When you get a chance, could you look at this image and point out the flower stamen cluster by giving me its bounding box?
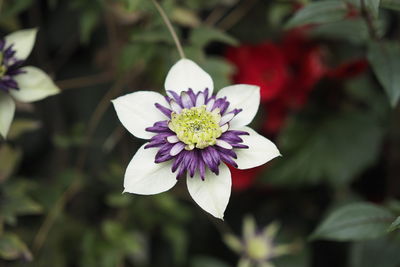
[169,105,222,150]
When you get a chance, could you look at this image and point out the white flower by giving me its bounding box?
[112,59,280,219]
[0,29,60,139]
[224,216,296,267]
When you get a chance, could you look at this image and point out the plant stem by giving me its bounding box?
[151,0,185,59]
[360,0,379,40]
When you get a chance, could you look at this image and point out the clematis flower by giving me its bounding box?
[112,59,280,219]
[224,216,297,267]
[0,29,60,139]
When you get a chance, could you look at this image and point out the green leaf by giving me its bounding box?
[202,57,235,90]
[7,119,41,140]
[0,144,21,182]
[365,0,381,18]
[380,0,400,11]
[310,17,387,43]
[0,233,32,261]
[80,9,100,44]
[130,27,175,44]
[285,1,348,29]
[265,110,384,186]
[171,7,200,27]
[0,180,43,225]
[190,27,238,48]
[388,216,400,232]
[191,256,231,267]
[349,238,400,267]
[368,41,400,107]
[310,203,395,241]
[0,0,34,21]
[163,225,188,264]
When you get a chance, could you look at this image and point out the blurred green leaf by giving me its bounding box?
[105,192,132,207]
[7,119,41,140]
[365,0,381,18]
[119,43,156,71]
[310,16,387,43]
[131,27,175,43]
[80,9,100,44]
[202,57,235,90]
[388,216,400,232]
[53,123,85,148]
[171,7,200,27]
[0,0,33,20]
[380,0,400,11]
[285,1,348,29]
[310,202,395,241]
[368,41,400,107]
[0,232,32,261]
[163,225,188,264]
[348,0,381,18]
[190,26,238,48]
[349,237,400,267]
[191,256,231,267]
[0,144,21,183]
[274,248,310,267]
[0,180,43,225]
[265,110,384,186]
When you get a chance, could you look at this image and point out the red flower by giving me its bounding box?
[327,59,368,80]
[225,42,289,102]
[229,165,264,191]
[225,28,327,190]
[225,28,368,190]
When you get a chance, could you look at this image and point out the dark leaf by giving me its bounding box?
[285,1,348,29]
[368,41,400,107]
[310,202,395,241]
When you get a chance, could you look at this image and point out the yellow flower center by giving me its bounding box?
[246,236,271,260]
[168,105,222,150]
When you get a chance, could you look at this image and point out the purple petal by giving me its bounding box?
[155,103,172,118]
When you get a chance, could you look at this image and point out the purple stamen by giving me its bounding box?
[0,39,26,93]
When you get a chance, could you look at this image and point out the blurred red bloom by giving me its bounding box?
[326,59,369,80]
[226,28,327,135]
[225,42,288,102]
[225,28,368,191]
[229,165,264,191]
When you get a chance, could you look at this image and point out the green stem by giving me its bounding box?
[151,0,185,59]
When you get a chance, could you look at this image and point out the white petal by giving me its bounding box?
[235,126,280,169]
[187,164,231,219]
[195,91,205,106]
[206,98,215,111]
[170,99,182,113]
[170,142,185,156]
[0,92,15,139]
[167,135,179,143]
[220,123,229,133]
[216,139,232,149]
[124,144,178,195]
[216,84,260,128]
[4,28,38,61]
[112,91,169,140]
[11,66,60,103]
[219,112,235,126]
[164,59,213,95]
[181,92,192,108]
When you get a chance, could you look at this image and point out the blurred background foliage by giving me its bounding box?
[0,0,400,266]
